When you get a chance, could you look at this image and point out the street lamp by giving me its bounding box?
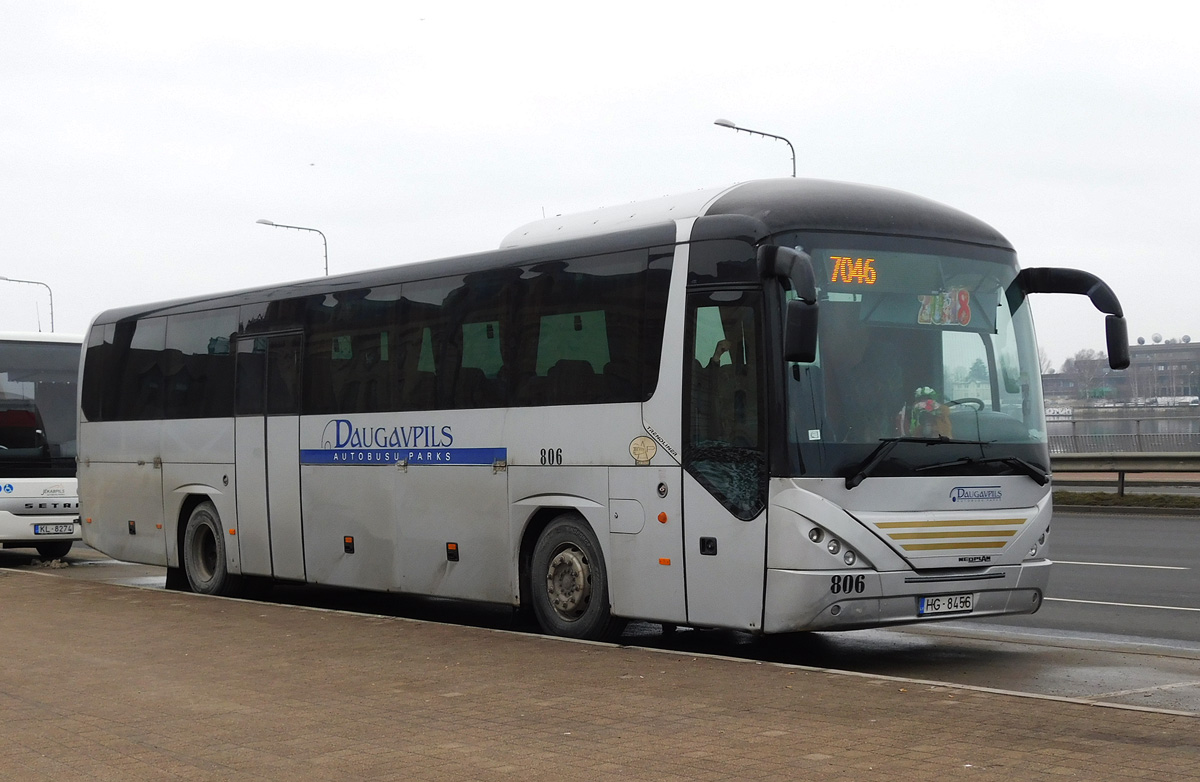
[0,276,54,332]
[256,219,329,276]
[714,118,796,177]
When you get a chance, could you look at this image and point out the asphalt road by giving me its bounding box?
[5,508,1200,713]
[983,511,1200,644]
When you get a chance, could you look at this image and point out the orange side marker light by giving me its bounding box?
[658,557,671,566]
[657,512,668,524]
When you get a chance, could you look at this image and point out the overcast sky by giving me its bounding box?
[3,1,1196,368]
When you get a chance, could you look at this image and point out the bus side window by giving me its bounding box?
[113,317,167,421]
[392,323,439,412]
[534,310,609,404]
[458,320,505,408]
[683,291,766,520]
[163,308,236,419]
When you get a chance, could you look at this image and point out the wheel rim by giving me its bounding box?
[545,544,591,621]
[193,522,217,582]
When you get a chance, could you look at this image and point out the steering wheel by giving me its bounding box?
[945,397,985,411]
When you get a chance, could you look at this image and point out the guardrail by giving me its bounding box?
[1051,452,1200,496]
[1047,415,1200,455]
[1046,415,1200,495]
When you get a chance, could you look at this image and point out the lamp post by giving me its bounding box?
[0,276,54,332]
[256,219,329,276]
[714,118,796,177]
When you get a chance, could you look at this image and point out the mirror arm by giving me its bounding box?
[757,245,816,303]
[1009,267,1129,371]
[1009,267,1123,317]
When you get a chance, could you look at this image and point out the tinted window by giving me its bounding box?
[81,324,114,422]
[164,309,236,419]
[513,250,668,406]
[397,277,457,411]
[112,317,166,421]
[83,245,674,419]
[304,286,403,414]
[0,339,80,474]
[235,338,266,416]
[687,239,758,286]
[683,290,766,519]
[266,335,302,415]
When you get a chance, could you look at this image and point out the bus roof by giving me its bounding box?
[89,178,1013,326]
[503,178,1012,250]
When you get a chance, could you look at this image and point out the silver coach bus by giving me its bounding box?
[1,332,82,560]
[78,178,1127,639]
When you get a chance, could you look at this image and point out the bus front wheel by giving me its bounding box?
[530,514,621,641]
[182,501,240,596]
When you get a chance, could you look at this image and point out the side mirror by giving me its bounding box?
[757,245,816,303]
[1008,266,1129,370]
[784,299,819,363]
[758,244,819,362]
[1106,315,1130,370]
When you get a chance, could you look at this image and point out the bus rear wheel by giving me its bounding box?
[182,501,240,596]
[530,514,621,641]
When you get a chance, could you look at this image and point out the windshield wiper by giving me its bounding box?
[914,455,1050,486]
[845,436,966,489]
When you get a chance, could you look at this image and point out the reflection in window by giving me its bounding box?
[113,317,166,421]
[0,339,80,469]
[83,246,673,419]
[164,308,237,419]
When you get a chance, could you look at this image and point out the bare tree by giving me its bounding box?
[1060,349,1108,399]
[1039,348,1054,375]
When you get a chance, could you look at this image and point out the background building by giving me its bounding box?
[1043,338,1199,406]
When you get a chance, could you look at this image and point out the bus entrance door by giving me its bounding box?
[234,333,306,581]
[681,290,769,631]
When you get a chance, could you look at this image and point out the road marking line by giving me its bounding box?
[1055,560,1188,571]
[1046,597,1200,612]
[1091,681,1200,700]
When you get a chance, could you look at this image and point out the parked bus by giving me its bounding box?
[78,178,1127,639]
[1,332,82,560]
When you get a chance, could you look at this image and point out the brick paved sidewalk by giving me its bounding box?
[2,571,1197,781]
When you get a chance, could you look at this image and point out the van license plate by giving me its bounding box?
[34,524,76,535]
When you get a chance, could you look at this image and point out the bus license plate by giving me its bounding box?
[34,524,76,535]
[919,593,973,616]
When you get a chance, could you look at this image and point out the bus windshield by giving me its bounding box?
[777,234,1048,483]
[0,338,79,477]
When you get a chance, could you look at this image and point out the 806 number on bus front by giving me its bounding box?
[830,574,866,594]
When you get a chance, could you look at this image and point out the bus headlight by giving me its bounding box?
[808,528,824,544]
[843,550,856,566]
[827,539,840,555]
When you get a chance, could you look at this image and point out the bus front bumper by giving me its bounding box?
[762,560,1050,633]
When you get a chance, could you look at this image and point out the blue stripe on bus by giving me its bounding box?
[299,448,507,466]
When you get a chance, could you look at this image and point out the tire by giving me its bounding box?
[529,514,622,640]
[164,565,190,592]
[35,541,72,561]
[182,501,240,596]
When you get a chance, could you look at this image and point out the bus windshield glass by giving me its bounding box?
[776,234,1048,482]
[0,338,80,477]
